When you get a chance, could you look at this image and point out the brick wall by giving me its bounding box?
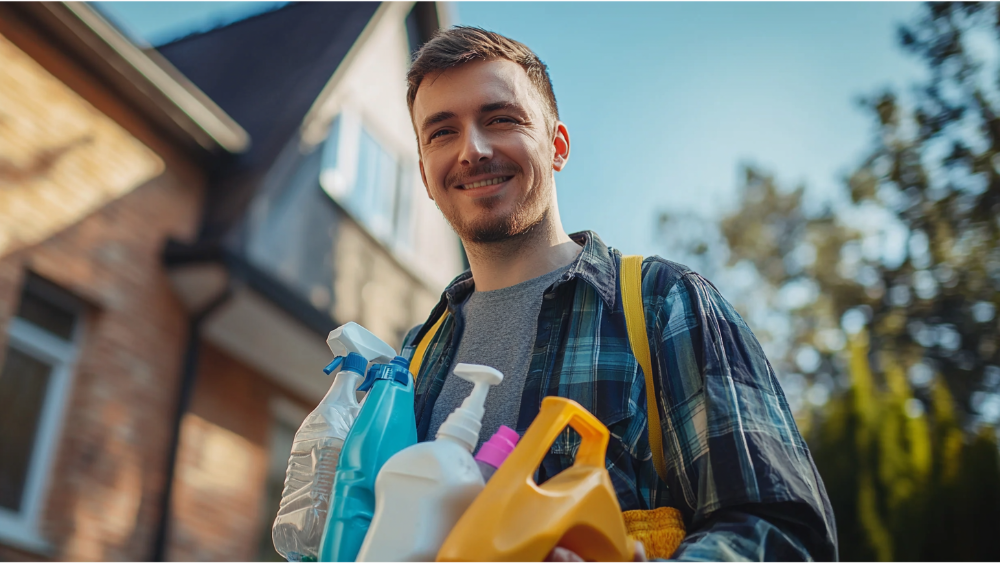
[0,22,208,562]
[166,343,284,562]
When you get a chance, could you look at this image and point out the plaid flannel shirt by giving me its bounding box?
[402,231,837,561]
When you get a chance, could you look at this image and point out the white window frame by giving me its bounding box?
[0,289,82,555]
[318,110,413,251]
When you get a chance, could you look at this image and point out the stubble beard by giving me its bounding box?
[447,173,551,245]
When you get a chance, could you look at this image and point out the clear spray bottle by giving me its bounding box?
[271,322,396,562]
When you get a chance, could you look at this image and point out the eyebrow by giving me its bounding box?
[479,101,526,114]
[421,111,456,131]
[420,101,528,132]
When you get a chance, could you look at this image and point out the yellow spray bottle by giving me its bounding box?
[437,396,636,562]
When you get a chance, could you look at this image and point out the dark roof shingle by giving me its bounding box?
[157,2,379,166]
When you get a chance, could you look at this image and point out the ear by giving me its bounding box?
[552,121,570,172]
[419,160,433,200]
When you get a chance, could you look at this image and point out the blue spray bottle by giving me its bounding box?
[272,322,396,562]
[318,355,417,562]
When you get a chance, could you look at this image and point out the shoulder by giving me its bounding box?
[611,248,692,294]
[634,255,707,304]
[638,255,693,292]
[633,256,743,325]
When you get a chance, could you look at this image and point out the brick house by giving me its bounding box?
[0,2,461,561]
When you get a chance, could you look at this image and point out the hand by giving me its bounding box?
[544,540,647,562]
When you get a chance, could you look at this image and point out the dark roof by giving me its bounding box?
[154,1,380,242]
[157,1,379,167]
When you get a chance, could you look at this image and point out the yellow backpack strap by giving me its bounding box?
[620,255,686,559]
[408,310,448,382]
[620,255,668,482]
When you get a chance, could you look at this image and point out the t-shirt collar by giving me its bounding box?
[441,230,618,309]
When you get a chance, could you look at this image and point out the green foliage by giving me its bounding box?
[813,331,1000,561]
[656,2,1000,559]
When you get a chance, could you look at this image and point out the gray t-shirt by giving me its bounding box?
[426,264,572,450]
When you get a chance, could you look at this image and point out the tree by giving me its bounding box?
[656,2,1000,559]
[659,0,1000,433]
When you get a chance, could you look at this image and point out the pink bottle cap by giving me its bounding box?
[474,425,520,469]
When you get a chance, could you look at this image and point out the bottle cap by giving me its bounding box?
[358,356,411,392]
[474,425,520,469]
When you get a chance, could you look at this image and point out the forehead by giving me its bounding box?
[413,59,544,123]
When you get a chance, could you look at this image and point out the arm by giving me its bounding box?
[645,267,837,561]
[669,504,822,561]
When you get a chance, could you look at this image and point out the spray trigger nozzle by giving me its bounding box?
[323,356,344,375]
[327,322,396,364]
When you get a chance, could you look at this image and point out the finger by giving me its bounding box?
[633,540,647,562]
[545,546,585,562]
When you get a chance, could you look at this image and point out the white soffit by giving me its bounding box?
[202,285,333,402]
[166,263,229,312]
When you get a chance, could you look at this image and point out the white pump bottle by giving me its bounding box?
[356,364,504,562]
[272,322,396,562]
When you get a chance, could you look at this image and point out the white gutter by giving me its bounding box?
[50,2,250,153]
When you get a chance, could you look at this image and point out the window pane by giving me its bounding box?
[16,290,76,340]
[0,346,53,512]
[352,127,398,240]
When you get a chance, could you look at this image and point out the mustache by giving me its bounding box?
[446,161,521,188]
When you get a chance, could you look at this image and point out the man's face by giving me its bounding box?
[412,59,569,244]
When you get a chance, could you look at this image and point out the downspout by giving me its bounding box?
[151,284,233,561]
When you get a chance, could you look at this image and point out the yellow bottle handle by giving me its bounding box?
[508,397,610,478]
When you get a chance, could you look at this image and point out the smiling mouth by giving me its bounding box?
[457,176,512,190]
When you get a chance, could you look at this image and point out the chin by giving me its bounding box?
[445,181,551,244]
[460,208,546,244]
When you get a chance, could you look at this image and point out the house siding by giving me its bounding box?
[0,23,205,562]
[166,343,299,562]
[0,3,458,561]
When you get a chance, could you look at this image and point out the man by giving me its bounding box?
[401,27,837,561]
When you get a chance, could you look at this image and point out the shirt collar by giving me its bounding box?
[441,230,619,309]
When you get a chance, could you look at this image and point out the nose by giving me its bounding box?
[458,126,492,166]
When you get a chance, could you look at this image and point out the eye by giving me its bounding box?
[489,116,518,125]
[429,129,453,140]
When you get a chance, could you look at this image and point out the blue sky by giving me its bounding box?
[94,1,927,258]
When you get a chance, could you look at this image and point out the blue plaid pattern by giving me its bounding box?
[402,231,837,561]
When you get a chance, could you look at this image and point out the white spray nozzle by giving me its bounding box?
[326,322,397,364]
[436,363,503,451]
[453,364,503,418]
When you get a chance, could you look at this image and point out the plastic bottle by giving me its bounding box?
[437,396,638,562]
[271,322,396,562]
[354,364,504,563]
[317,355,419,562]
[475,425,519,482]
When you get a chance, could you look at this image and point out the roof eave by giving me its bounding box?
[21,2,250,156]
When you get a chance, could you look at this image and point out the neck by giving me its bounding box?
[462,203,581,292]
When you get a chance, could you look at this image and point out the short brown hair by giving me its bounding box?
[406,26,559,129]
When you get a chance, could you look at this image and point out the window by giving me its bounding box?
[319,112,413,248]
[256,398,305,562]
[0,274,83,552]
